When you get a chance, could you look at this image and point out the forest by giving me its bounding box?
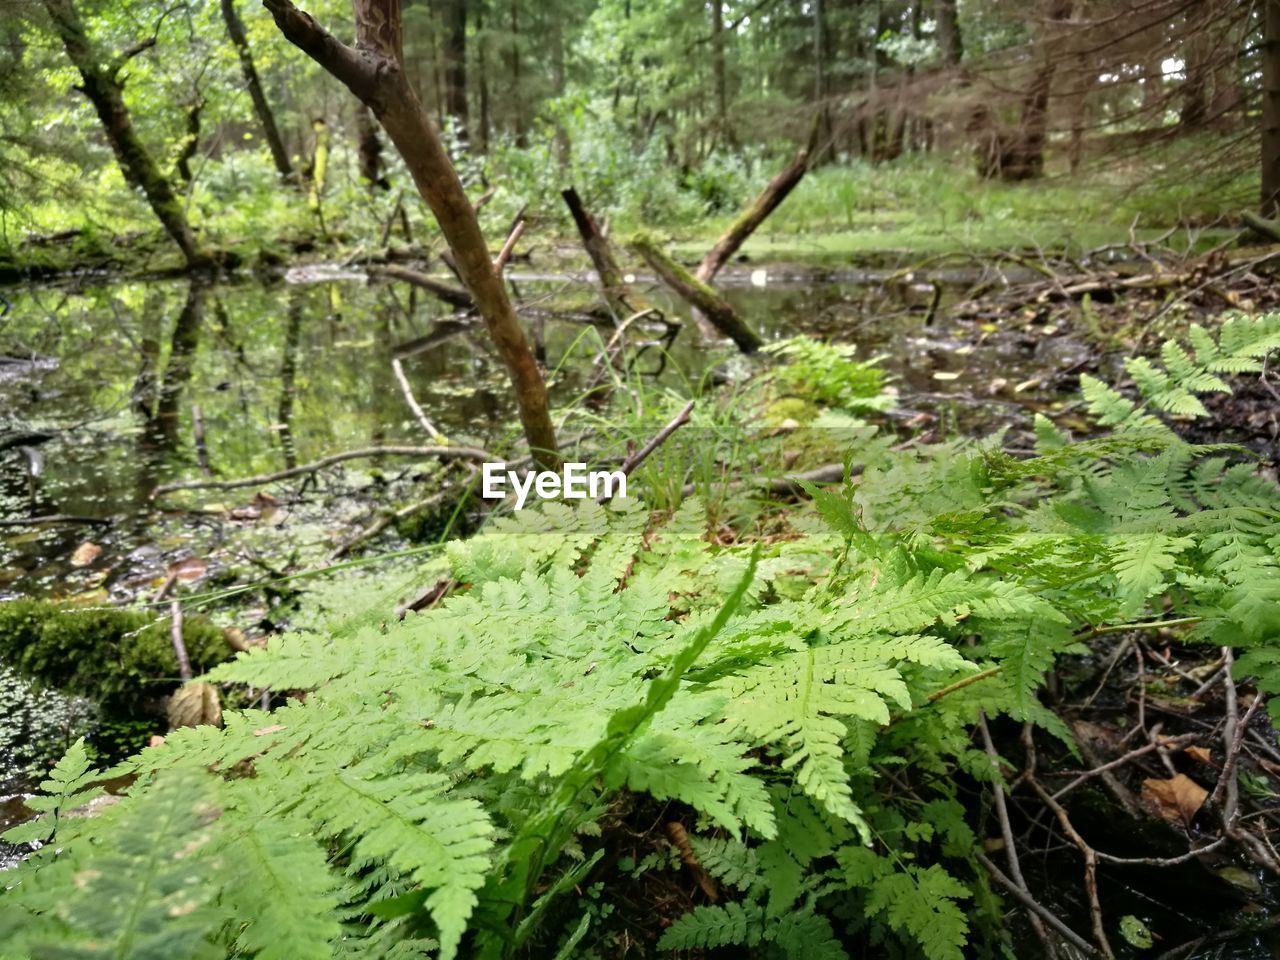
[3,0,1280,957]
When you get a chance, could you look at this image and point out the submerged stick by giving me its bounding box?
[152,445,493,496]
[391,357,443,440]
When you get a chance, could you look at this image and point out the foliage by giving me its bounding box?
[3,314,1278,958]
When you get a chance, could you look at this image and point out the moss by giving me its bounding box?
[0,599,229,715]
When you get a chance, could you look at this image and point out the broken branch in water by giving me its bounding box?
[170,599,193,682]
[367,263,473,308]
[152,445,494,496]
[391,357,443,440]
[631,234,762,353]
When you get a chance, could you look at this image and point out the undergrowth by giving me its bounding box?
[2,316,1280,959]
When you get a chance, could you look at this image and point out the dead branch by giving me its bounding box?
[598,400,695,502]
[562,187,646,321]
[631,235,762,353]
[492,218,525,276]
[170,599,193,682]
[696,145,810,283]
[367,263,473,308]
[390,357,443,440]
[152,444,493,496]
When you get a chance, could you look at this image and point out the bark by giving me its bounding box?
[439,0,467,135]
[1004,0,1073,181]
[561,187,637,320]
[354,103,389,189]
[1264,0,1280,217]
[221,0,296,184]
[934,0,962,66]
[263,0,558,466]
[43,0,210,268]
[509,0,527,147]
[696,146,810,283]
[711,1,732,146]
[174,96,204,184]
[632,235,762,354]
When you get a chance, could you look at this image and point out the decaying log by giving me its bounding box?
[562,187,644,320]
[696,145,810,283]
[631,235,762,353]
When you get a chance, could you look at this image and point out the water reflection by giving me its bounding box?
[0,270,1067,592]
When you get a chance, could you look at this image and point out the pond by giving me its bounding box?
[0,265,1086,600]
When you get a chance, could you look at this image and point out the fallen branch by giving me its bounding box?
[152,445,493,496]
[391,357,443,440]
[366,263,472,308]
[696,145,810,283]
[631,234,762,353]
[678,461,853,499]
[599,399,695,502]
[976,853,1100,958]
[562,186,646,321]
[0,514,110,527]
[330,485,457,559]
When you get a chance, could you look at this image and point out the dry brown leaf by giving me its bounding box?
[1184,745,1213,766]
[167,556,208,583]
[253,724,286,737]
[167,682,222,729]
[223,627,251,653]
[1142,774,1208,825]
[70,542,102,567]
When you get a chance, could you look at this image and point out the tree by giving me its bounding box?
[935,0,963,65]
[263,0,558,466]
[1264,0,1280,217]
[438,0,467,137]
[41,0,209,268]
[220,0,297,185]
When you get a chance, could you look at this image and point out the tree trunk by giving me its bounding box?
[711,1,732,146]
[476,3,491,153]
[1005,0,1073,181]
[174,96,204,184]
[1264,0,1280,217]
[220,0,296,185]
[42,0,209,268]
[935,0,963,65]
[440,0,467,137]
[632,235,762,354]
[697,146,810,283]
[264,0,558,467]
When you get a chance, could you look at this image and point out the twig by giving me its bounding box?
[975,853,1100,958]
[978,713,1055,952]
[1051,733,1198,802]
[1028,775,1117,959]
[928,665,1002,702]
[598,400,695,503]
[492,219,526,276]
[152,445,493,496]
[0,514,109,527]
[170,599,193,683]
[330,484,459,560]
[390,357,443,440]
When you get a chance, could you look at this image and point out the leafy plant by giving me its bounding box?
[2,315,1278,959]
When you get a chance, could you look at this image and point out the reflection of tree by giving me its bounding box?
[276,288,303,469]
[152,282,206,449]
